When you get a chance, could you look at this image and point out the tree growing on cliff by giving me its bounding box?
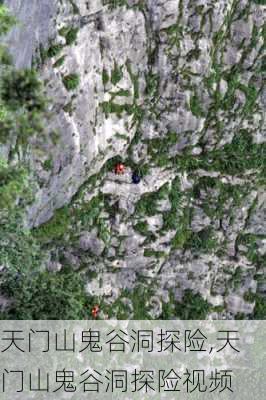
[0,5,92,320]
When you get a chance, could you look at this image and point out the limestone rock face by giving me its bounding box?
[3,0,57,69]
[2,0,266,318]
[5,0,148,226]
[79,231,105,256]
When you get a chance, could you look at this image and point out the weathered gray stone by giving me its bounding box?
[3,0,57,69]
[246,193,266,235]
[2,0,265,319]
[79,231,105,256]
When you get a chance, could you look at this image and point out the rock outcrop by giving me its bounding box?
[2,0,265,318]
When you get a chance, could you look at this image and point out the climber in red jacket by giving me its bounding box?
[114,163,125,175]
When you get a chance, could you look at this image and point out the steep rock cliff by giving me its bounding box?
[1,0,265,319]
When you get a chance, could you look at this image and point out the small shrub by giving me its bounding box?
[252,0,266,4]
[33,206,71,242]
[63,101,74,115]
[253,294,266,319]
[190,93,205,117]
[0,5,16,36]
[145,72,160,97]
[104,286,152,320]
[134,221,150,236]
[47,43,64,58]
[43,158,53,171]
[103,0,127,9]
[0,159,30,209]
[59,26,79,45]
[53,55,65,68]
[69,0,80,14]
[176,290,211,319]
[0,46,12,65]
[66,27,78,44]
[62,73,80,91]
[111,62,123,85]
[102,68,109,85]
[183,227,218,253]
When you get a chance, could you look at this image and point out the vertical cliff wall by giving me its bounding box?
[1,0,265,319]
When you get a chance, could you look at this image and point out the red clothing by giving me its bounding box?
[92,305,100,318]
[115,163,125,174]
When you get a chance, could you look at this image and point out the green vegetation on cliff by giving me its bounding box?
[0,4,91,320]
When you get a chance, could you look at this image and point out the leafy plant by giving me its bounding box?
[253,294,266,319]
[252,0,266,4]
[162,290,211,319]
[0,159,31,209]
[104,285,152,319]
[0,4,16,36]
[62,73,80,91]
[111,62,123,85]
[190,93,205,117]
[33,206,71,242]
[46,43,64,58]
[102,68,109,85]
[1,69,46,112]
[68,0,80,14]
[53,55,65,68]
[0,267,92,319]
[103,0,128,10]
[59,26,79,45]
[183,227,218,253]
